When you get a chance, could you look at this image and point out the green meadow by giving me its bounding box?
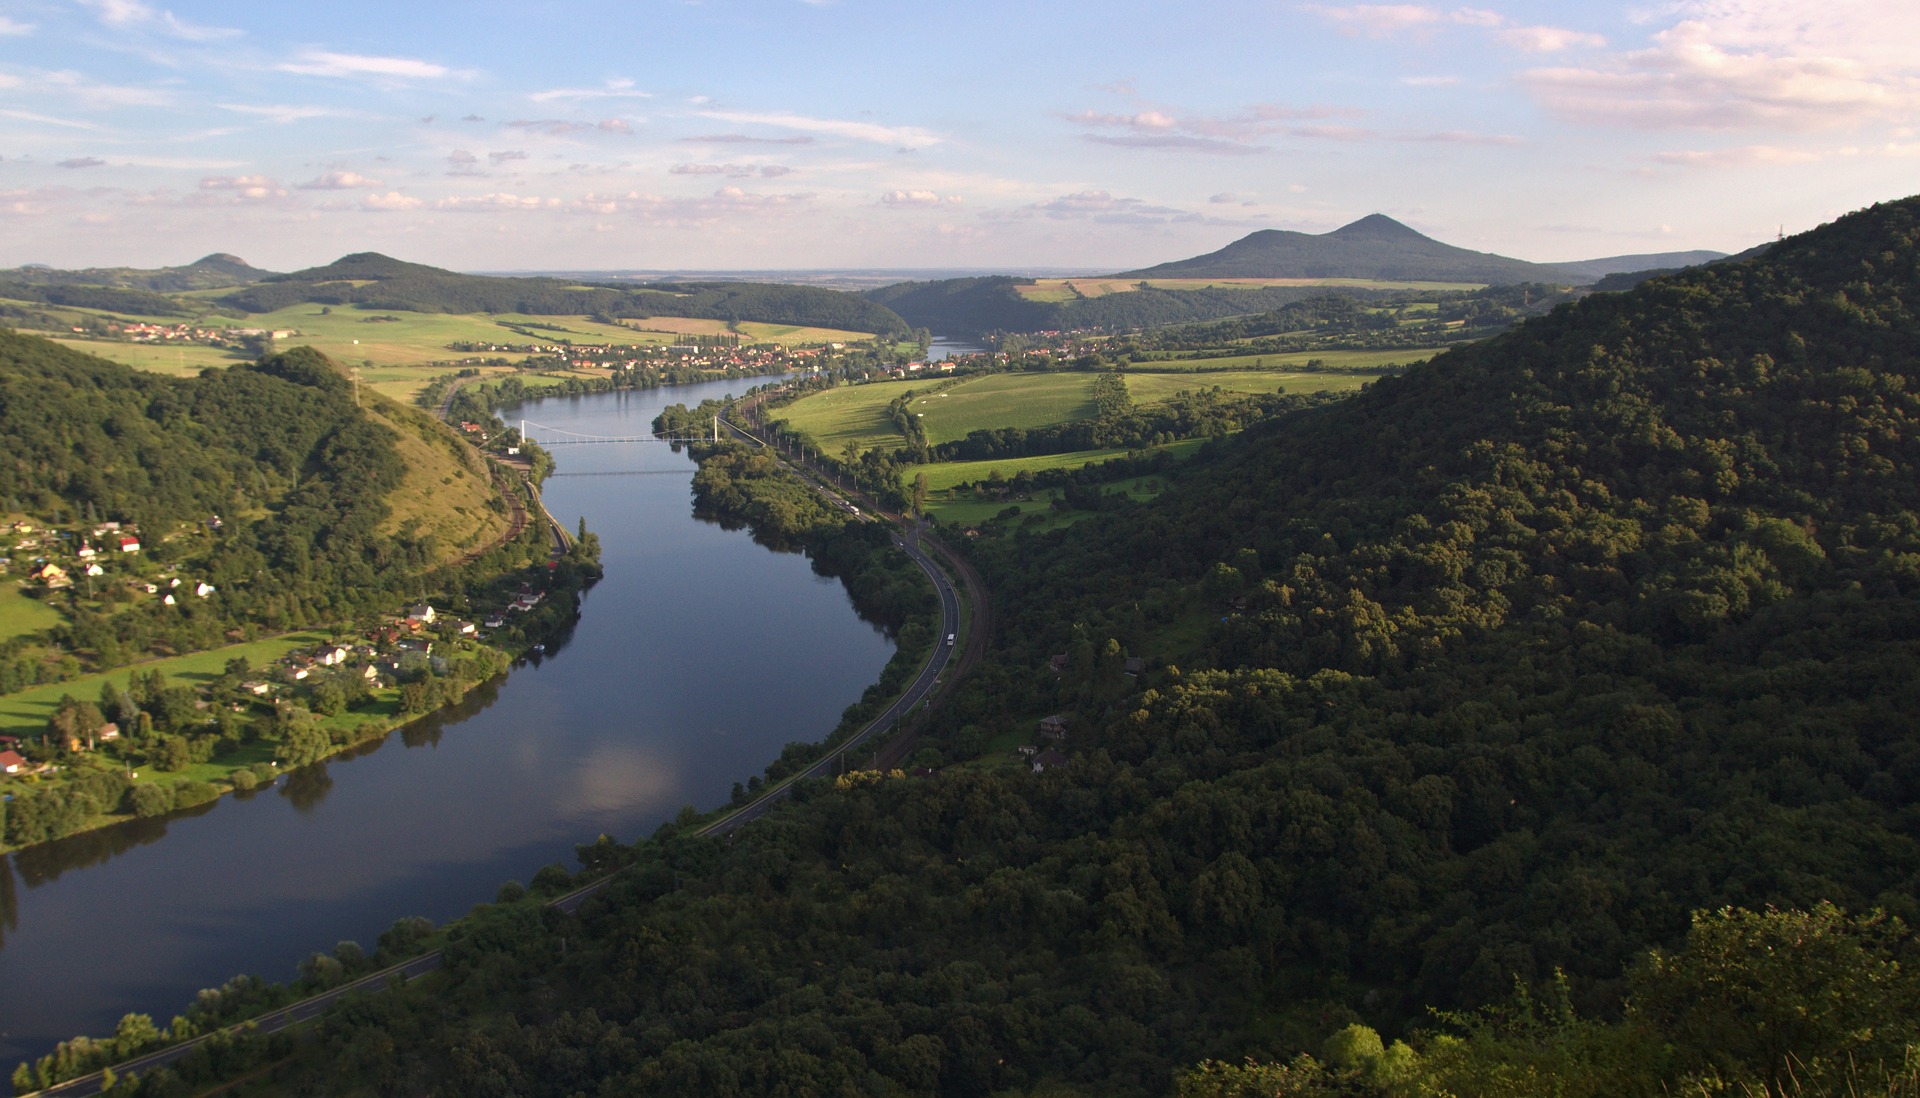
[0,584,64,647]
[0,631,330,739]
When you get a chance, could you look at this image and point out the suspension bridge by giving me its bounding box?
[519,417,720,446]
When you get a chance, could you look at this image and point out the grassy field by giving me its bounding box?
[1123,369,1379,403]
[908,374,1098,446]
[47,337,251,375]
[0,631,330,738]
[778,365,1397,458]
[0,584,64,646]
[1014,276,1484,300]
[920,438,1208,492]
[778,373,1103,454]
[1127,347,1443,371]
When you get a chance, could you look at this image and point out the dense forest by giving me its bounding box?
[67,198,1920,1096]
[217,253,910,336]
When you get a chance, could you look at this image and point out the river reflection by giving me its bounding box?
[0,377,896,1069]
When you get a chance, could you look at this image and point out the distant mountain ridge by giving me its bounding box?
[1121,215,1569,283]
[1123,216,1731,286]
[0,253,274,292]
[221,252,911,336]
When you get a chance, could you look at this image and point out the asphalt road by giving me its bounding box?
[24,404,969,1098]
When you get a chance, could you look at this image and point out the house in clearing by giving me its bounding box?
[1031,748,1069,773]
[1038,714,1070,741]
[118,535,140,553]
[406,604,436,625]
[1,749,28,774]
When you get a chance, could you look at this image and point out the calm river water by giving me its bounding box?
[0,376,896,1069]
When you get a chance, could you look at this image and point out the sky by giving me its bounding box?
[1,0,1916,272]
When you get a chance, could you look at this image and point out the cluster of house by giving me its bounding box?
[554,343,828,374]
[12,520,139,588]
[90,322,294,344]
[10,521,227,605]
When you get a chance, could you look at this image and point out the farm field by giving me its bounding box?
[778,373,1099,454]
[0,631,330,739]
[924,438,1207,492]
[1014,276,1483,300]
[778,366,1397,457]
[1124,369,1378,403]
[46,338,250,376]
[1126,347,1444,371]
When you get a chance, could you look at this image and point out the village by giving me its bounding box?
[0,511,557,790]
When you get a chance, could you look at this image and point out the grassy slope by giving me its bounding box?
[0,584,64,645]
[1123,370,1374,403]
[365,396,513,560]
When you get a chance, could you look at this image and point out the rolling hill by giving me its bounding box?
[221,253,910,336]
[1121,214,1562,282]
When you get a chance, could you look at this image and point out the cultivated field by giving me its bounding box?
[778,367,1395,457]
[1015,276,1484,301]
[1125,347,1443,371]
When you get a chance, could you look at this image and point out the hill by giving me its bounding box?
[867,275,1391,337]
[1548,248,1728,282]
[140,198,1920,1095]
[0,333,515,661]
[1122,214,1573,283]
[0,253,274,293]
[222,252,910,336]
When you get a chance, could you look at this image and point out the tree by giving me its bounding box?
[1630,904,1920,1093]
[911,472,929,518]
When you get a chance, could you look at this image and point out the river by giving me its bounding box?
[0,376,897,1070]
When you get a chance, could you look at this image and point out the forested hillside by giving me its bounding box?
[867,275,1391,337]
[129,200,1920,1095]
[0,335,478,653]
[219,252,909,335]
[1122,214,1570,282]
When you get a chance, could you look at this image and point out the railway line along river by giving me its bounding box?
[0,377,897,1071]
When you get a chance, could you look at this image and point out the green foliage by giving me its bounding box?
[1630,903,1920,1093]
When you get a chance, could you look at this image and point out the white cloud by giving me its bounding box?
[280,51,455,80]
[297,171,381,190]
[1650,144,1824,168]
[530,78,652,104]
[76,0,238,40]
[697,109,940,149]
[881,189,963,207]
[1498,25,1606,51]
[199,175,286,201]
[1519,2,1920,130]
[0,108,103,130]
[0,15,35,35]
[439,193,557,211]
[362,191,423,210]
[219,104,342,124]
